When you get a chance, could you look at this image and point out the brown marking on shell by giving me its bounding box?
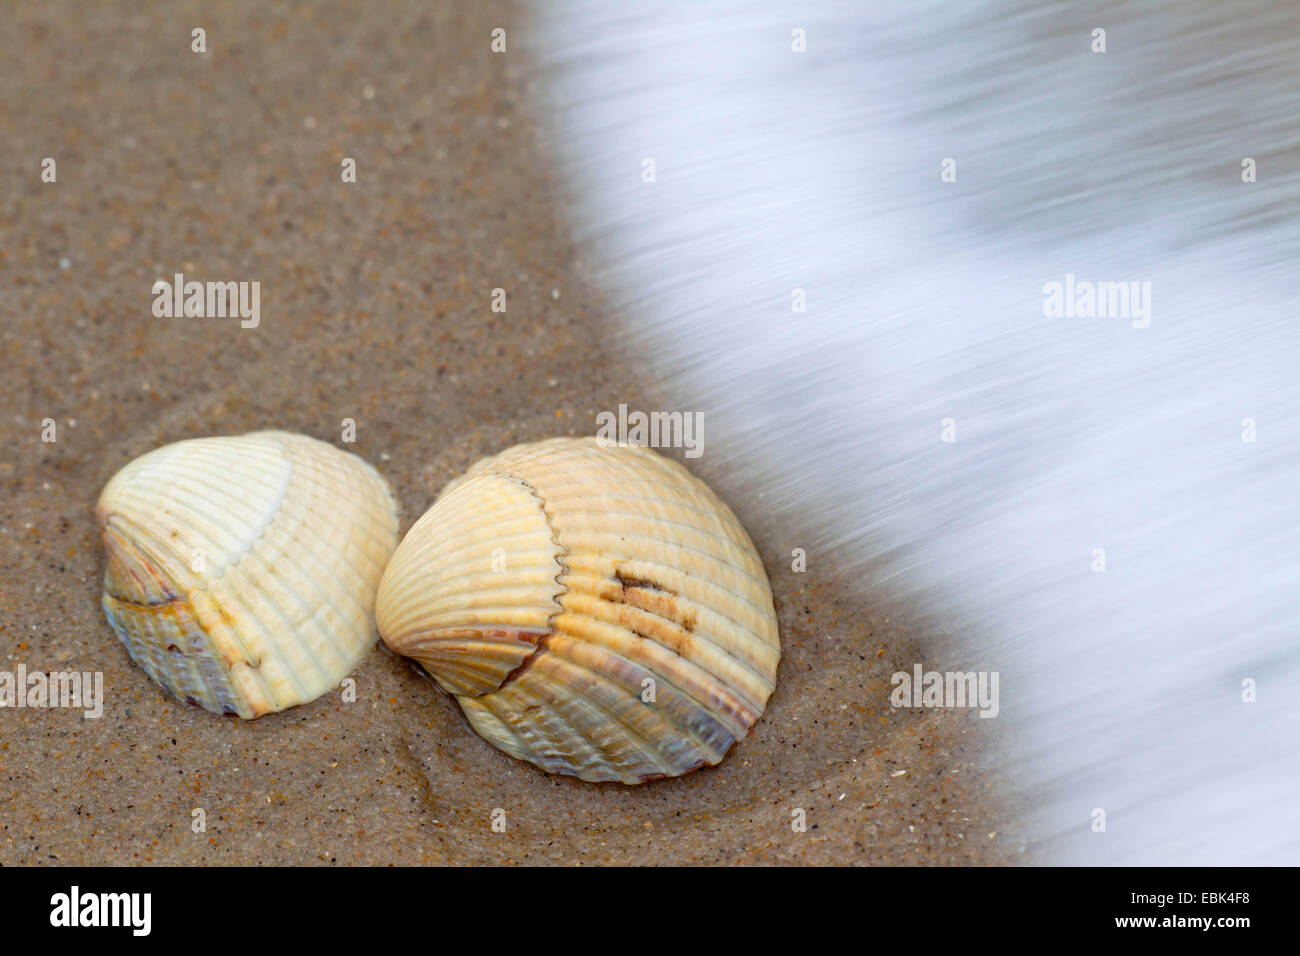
[496,630,554,690]
[605,569,698,635]
[613,567,675,594]
[106,592,184,610]
[402,626,556,699]
[475,627,549,650]
[615,600,696,658]
[580,567,703,659]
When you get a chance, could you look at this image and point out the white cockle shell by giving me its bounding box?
[96,431,399,718]
[375,437,780,783]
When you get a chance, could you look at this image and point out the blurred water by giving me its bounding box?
[533,0,1300,863]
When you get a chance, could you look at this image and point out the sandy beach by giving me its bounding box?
[0,0,1021,864]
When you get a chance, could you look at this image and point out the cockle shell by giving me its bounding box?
[375,437,780,783]
[96,431,399,718]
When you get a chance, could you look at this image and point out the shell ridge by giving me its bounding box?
[100,517,255,711]
[99,516,193,602]
[466,686,602,777]
[477,612,751,756]
[264,543,364,678]
[425,658,508,693]
[243,437,395,695]
[208,434,393,588]
[238,547,341,695]
[607,558,779,650]
[485,662,681,781]
[563,554,779,696]
[403,524,559,565]
[276,447,378,674]
[526,474,750,527]
[222,435,394,696]
[146,442,294,579]
[379,470,556,634]
[598,566,780,686]
[293,455,401,579]
[555,519,772,597]
[538,633,734,771]
[256,447,350,689]
[102,592,228,714]
[499,448,774,612]
[206,571,315,707]
[182,439,315,704]
[543,650,711,779]
[459,696,534,764]
[115,440,290,585]
[559,601,769,723]
[281,437,398,564]
[473,470,570,694]
[552,607,759,739]
[468,469,686,779]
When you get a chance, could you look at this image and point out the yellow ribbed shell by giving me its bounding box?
[96,431,399,718]
[376,437,780,783]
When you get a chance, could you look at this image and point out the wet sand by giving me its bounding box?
[0,0,1022,864]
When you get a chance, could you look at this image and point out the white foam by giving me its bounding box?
[533,0,1300,863]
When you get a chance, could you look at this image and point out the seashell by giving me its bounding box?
[96,431,399,718]
[375,436,780,783]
